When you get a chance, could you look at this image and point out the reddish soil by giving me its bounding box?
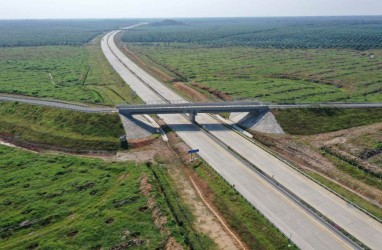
[128,137,157,149]
[173,82,209,102]
[191,82,233,101]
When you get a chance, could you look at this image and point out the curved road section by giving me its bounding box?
[102,29,382,249]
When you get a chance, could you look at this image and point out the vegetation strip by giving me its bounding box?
[272,108,382,135]
[321,146,382,179]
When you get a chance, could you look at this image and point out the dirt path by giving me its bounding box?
[48,73,56,85]
[166,153,243,250]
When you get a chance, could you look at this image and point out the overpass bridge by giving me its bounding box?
[118,101,268,122]
[117,101,382,122]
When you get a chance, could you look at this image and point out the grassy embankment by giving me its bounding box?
[0,102,124,151]
[126,44,382,103]
[272,108,382,135]
[0,37,140,105]
[0,145,183,249]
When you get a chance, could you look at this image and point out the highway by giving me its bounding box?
[102,29,382,249]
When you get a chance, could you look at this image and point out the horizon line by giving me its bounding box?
[1,14,382,21]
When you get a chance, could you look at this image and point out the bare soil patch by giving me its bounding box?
[166,237,183,250]
[173,82,209,102]
[140,175,169,234]
[128,137,157,149]
[191,82,233,101]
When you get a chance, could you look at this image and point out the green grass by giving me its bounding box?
[272,108,382,135]
[127,44,382,103]
[322,152,382,189]
[193,160,296,249]
[0,39,140,105]
[0,145,182,249]
[0,102,124,151]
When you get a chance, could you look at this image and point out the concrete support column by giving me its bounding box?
[189,111,197,123]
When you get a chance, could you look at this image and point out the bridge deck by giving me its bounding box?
[118,101,266,115]
[118,101,382,116]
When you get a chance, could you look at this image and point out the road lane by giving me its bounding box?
[102,30,367,249]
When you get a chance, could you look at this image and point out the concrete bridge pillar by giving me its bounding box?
[189,111,197,123]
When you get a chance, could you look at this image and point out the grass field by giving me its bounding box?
[0,102,124,151]
[126,44,382,103]
[272,108,382,135]
[0,145,183,249]
[0,38,140,105]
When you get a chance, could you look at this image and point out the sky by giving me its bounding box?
[1,0,382,19]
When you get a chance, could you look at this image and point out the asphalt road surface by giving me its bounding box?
[102,29,382,249]
[0,95,115,113]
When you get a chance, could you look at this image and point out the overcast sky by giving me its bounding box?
[1,0,382,19]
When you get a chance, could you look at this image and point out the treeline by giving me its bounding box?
[122,16,382,50]
[0,19,140,47]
